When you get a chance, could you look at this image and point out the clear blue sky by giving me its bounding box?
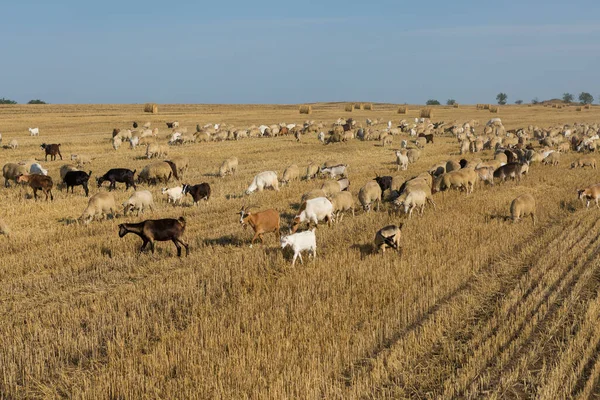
[2,0,599,104]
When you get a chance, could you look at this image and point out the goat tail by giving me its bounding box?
[178,216,186,227]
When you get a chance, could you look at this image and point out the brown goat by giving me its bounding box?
[16,174,54,201]
[239,206,280,247]
[40,143,62,161]
[118,217,189,257]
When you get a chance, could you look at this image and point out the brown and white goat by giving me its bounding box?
[577,184,600,208]
[16,174,54,201]
[238,206,280,247]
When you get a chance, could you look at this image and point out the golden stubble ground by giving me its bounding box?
[1,103,600,398]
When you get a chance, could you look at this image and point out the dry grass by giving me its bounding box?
[299,105,312,114]
[1,103,600,398]
[144,103,158,113]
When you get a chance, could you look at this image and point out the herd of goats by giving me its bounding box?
[1,115,600,263]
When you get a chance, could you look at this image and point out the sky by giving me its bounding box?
[2,0,600,104]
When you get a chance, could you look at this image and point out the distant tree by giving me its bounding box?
[27,99,47,104]
[515,100,523,105]
[579,92,594,105]
[426,99,440,106]
[496,93,508,105]
[446,99,456,106]
[0,97,17,104]
[531,97,539,104]
[562,93,574,103]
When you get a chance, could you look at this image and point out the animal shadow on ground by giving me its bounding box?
[203,172,219,178]
[58,217,78,226]
[486,213,511,223]
[225,193,243,200]
[351,243,375,259]
[560,199,578,213]
[203,234,244,247]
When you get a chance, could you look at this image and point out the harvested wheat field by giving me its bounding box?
[2,103,600,398]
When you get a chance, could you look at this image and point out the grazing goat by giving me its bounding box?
[182,183,211,205]
[97,168,137,191]
[239,206,280,247]
[40,143,62,161]
[374,224,403,254]
[17,174,54,201]
[291,197,333,233]
[320,164,347,179]
[374,175,393,193]
[578,184,600,208]
[118,217,189,257]
[63,170,92,196]
[280,229,317,266]
[28,127,39,136]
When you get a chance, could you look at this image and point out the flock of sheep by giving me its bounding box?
[1,115,600,263]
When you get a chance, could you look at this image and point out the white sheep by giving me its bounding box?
[329,191,355,222]
[396,150,409,171]
[123,190,155,216]
[219,157,238,177]
[162,186,184,204]
[510,194,536,225]
[281,164,299,185]
[112,136,122,150]
[280,228,317,267]
[79,192,116,224]
[359,181,382,212]
[129,136,139,149]
[246,171,279,194]
[393,189,436,218]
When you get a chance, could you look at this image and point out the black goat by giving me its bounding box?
[63,170,92,196]
[118,217,189,257]
[133,121,138,128]
[166,122,174,128]
[418,133,434,143]
[97,168,136,191]
[182,183,211,205]
[374,175,393,192]
[40,143,62,161]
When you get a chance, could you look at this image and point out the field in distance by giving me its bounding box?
[1,103,600,398]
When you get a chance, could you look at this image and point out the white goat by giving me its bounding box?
[280,228,317,267]
[291,197,333,233]
[28,127,39,136]
[161,186,184,204]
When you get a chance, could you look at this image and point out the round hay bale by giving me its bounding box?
[144,103,158,113]
[419,108,433,118]
[397,106,407,114]
[363,103,373,110]
[353,103,362,110]
[576,107,583,111]
[489,106,499,114]
[299,105,312,114]
[344,104,353,112]
[453,103,460,108]
[483,104,491,110]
